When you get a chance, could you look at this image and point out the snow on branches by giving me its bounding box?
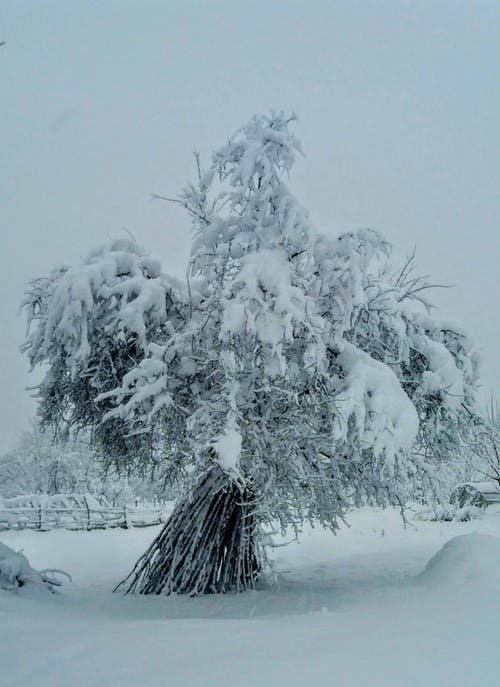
[333,342,419,474]
[23,239,175,372]
[22,240,187,468]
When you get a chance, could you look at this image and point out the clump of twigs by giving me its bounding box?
[393,248,452,311]
[115,468,261,596]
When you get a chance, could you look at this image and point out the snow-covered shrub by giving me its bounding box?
[414,503,482,522]
[0,541,70,592]
[23,112,480,595]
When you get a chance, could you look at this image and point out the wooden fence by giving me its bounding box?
[0,504,165,531]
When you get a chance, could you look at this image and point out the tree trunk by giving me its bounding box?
[114,468,261,595]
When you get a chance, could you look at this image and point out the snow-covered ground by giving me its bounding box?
[1,507,500,687]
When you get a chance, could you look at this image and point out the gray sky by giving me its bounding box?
[1,0,499,454]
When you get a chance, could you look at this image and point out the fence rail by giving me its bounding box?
[0,505,164,531]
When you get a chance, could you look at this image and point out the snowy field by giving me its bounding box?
[2,507,500,687]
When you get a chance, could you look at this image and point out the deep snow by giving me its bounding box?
[1,506,500,687]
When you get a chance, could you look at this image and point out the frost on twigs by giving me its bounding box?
[0,541,71,593]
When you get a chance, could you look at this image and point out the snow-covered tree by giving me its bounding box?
[0,425,103,497]
[462,397,500,487]
[23,112,480,596]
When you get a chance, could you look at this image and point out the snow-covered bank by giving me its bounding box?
[1,507,500,687]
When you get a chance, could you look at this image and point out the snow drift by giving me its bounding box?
[418,533,500,588]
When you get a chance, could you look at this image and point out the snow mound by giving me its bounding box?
[0,540,70,592]
[418,533,500,588]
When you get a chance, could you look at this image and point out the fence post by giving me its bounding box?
[83,495,91,530]
[38,505,44,531]
[123,506,129,529]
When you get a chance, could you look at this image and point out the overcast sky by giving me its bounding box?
[1,1,498,454]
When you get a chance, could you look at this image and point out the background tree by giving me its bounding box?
[464,397,500,487]
[0,425,101,497]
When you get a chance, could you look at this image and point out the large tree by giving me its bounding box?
[23,113,479,595]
